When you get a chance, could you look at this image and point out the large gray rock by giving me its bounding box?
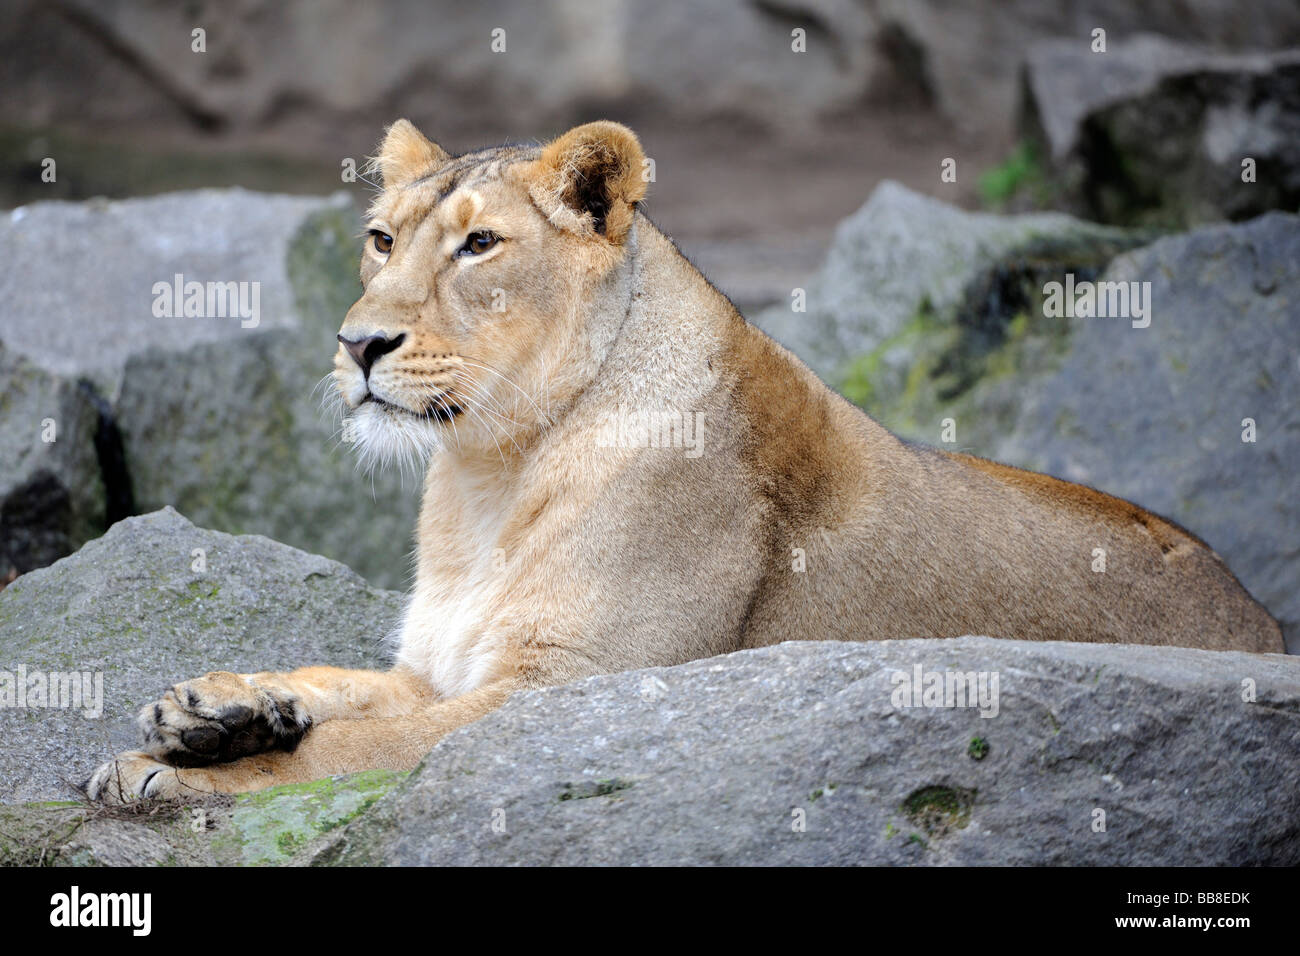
[1,512,1293,865]
[1022,35,1300,225]
[0,191,329,396]
[0,507,400,803]
[0,343,105,578]
[0,190,420,587]
[316,637,1299,866]
[752,180,1147,392]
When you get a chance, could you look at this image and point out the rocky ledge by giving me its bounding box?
[0,509,1294,866]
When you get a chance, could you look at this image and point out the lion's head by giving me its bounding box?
[333,119,648,471]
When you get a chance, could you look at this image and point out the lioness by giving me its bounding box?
[87,120,1282,801]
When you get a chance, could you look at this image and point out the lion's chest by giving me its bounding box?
[393,470,516,698]
[397,568,502,699]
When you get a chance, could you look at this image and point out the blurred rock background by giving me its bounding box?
[0,0,1297,648]
[6,0,1300,304]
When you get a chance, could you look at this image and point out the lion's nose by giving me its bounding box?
[338,333,405,378]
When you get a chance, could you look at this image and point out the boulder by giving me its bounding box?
[0,343,106,578]
[0,190,420,587]
[1,512,1293,866]
[317,637,1299,866]
[1021,35,1300,226]
[0,507,400,804]
[752,180,1148,394]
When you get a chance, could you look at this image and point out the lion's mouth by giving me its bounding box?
[362,392,462,422]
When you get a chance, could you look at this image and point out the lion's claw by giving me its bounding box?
[82,751,195,803]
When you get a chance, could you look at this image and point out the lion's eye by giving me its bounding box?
[370,230,393,254]
[458,231,499,257]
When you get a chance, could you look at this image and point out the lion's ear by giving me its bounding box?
[373,119,449,188]
[528,121,647,244]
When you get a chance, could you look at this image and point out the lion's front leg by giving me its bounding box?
[85,681,516,802]
[83,665,436,801]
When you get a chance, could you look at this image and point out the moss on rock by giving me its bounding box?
[211,769,408,866]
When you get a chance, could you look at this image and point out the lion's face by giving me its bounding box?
[334,120,646,470]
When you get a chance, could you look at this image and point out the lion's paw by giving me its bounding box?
[82,751,209,804]
[136,671,311,767]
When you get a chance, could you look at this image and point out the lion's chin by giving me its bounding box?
[345,401,447,474]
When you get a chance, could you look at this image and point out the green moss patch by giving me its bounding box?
[836,229,1157,444]
[902,785,976,839]
[978,141,1052,209]
[212,768,407,866]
